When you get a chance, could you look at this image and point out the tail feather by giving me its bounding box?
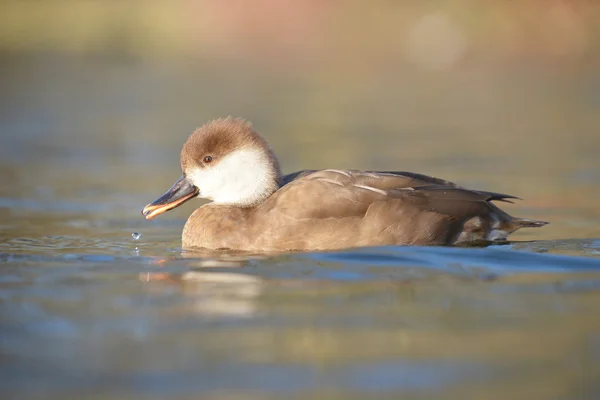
[513,217,549,228]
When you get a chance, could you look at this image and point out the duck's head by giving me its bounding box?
[142,118,282,220]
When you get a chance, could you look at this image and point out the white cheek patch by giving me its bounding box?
[186,147,277,206]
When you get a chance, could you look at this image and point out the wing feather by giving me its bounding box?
[272,169,519,221]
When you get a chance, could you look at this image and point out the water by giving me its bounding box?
[2,231,600,399]
[2,47,600,398]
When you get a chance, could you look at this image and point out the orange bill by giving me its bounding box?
[142,175,199,220]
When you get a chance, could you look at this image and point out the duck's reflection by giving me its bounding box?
[139,249,268,318]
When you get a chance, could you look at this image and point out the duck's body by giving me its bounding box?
[143,118,547,251]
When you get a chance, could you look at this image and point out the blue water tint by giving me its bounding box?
[0,359,491,395]
[324,270,366,280]
[0,197,114,214]
[80,254,116,263]
[307,245,600,276]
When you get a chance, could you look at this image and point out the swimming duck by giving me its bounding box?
[142,118,547,251]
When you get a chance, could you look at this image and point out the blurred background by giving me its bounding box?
[1,0,599,240]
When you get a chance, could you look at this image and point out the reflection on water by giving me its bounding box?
[1,237,600,399]
[2,4,600,396]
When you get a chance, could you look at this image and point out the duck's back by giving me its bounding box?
[182,170,547,251]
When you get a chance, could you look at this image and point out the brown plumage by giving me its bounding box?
[142,117,548,252]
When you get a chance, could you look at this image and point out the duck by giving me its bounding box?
[142,117,548,251]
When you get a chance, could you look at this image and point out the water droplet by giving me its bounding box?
[132,232,142,240]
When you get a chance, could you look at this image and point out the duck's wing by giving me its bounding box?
[270,169,519,220]
[282,169,457,188]
[353,170,519,203]
[281,170,317,186]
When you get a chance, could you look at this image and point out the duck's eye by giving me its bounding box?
[203,155,213,164]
